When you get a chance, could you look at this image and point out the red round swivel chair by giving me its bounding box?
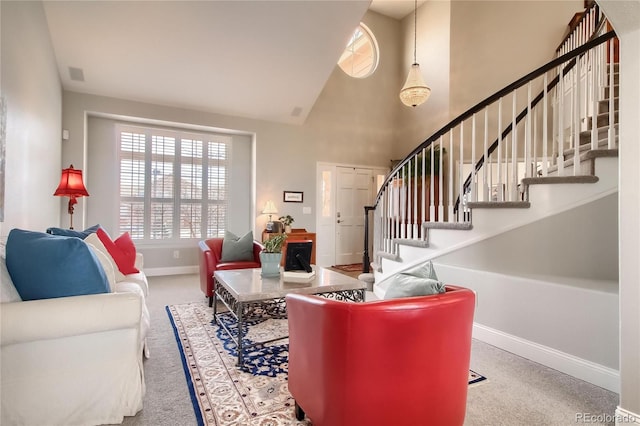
[286,285,476,426]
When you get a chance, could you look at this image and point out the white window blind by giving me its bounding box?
[118,124,230,241]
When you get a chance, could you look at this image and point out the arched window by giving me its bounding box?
[337,23,379,78]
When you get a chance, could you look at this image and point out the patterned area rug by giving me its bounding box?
[167,302,486,426]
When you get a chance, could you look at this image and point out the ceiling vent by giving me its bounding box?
[68,67,85,82]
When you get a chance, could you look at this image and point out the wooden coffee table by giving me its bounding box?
[213,267,365,366]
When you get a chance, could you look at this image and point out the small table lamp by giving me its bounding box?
[262,200,278,232]
[54,164,89,229]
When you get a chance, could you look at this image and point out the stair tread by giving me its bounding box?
[580,123,618,140]
[546,144,617,175]
[393,238,429,248]
[423,222,473,230]
[584,149,618,159]
[562,138,615,158]
[377,251,400,261]
[467,201,531,209]
[523,175,599,185]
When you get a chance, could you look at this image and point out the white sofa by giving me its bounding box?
[0,251,150,426]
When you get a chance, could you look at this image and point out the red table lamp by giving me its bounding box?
[54,164,89,229]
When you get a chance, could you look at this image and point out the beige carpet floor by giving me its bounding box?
[117,273,618,426]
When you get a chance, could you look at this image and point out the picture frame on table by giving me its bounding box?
[283,191,303,203]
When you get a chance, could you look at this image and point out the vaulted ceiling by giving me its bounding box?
[43,1,421,126]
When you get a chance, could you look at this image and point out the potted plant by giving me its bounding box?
[279,215,294,233]
[260,233,287,277]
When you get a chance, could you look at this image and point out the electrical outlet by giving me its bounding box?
[173,250,180,259]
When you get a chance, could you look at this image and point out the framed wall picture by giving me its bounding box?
[283,191,303,203]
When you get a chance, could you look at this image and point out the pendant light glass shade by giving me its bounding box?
[400,0,430,108]
[400,63,431,107]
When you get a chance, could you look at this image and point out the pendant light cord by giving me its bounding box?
[413,0,417,64]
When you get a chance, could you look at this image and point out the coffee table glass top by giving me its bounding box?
[214,267,365,302]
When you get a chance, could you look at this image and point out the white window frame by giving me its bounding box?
[117,123,231,243]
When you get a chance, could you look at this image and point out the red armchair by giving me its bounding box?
[285,285,476,426]
[198,238,263,307]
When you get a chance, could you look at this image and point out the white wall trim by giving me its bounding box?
[473,323,620,393]
[615,407,640,425]
[144,266,198,277]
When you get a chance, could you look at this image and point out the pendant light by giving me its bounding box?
[400,0,431,107]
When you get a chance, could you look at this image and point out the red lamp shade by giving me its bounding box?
[54,165,89,198]
[54,165,89,229]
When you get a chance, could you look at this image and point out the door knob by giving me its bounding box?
[337,220,342,223]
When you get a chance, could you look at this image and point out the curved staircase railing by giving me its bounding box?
[362,7,617,274]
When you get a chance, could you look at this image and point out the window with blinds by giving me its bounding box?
[118,124,230,241]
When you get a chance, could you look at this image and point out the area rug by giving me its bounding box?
[167,301,487,426]
[332,263,364,272]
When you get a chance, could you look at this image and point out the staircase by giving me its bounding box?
[365,4,621,393]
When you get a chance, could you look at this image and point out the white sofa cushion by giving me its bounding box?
[86,232,126,282]
[86,242,117,292]
[1,256,21,303]
[123,271,149,297]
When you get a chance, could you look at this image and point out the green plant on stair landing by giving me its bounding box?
[260,233,287,277]
[401,144,446,178]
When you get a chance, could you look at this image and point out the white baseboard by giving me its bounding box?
[616,407,640,425]
[144,266,198,277]
[473,323,620,393]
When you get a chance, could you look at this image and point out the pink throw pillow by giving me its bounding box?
[96,228,139,275]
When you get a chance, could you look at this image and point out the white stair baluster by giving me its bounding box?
[483,109,489,200]
[497,98,503,201]
[574,51,581,176]
[591,43,599,150]
[511,92,518,201]
[557,63,565,176]
[543,73,548,176]
[448,132,454,221]
[471,113,477,203]
[608,38,616,149]
[413,155,419,238]
[422,147,427,231]
[438,135,444,222]
[459,121,464,219]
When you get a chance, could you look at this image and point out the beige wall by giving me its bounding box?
[449,0,582,117]
[0,1,62,241]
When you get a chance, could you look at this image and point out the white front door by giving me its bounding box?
[335,167,372,265]
[316,163,388,268]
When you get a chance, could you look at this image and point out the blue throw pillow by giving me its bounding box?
[46,224,101,239]
[6,229,110,301]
